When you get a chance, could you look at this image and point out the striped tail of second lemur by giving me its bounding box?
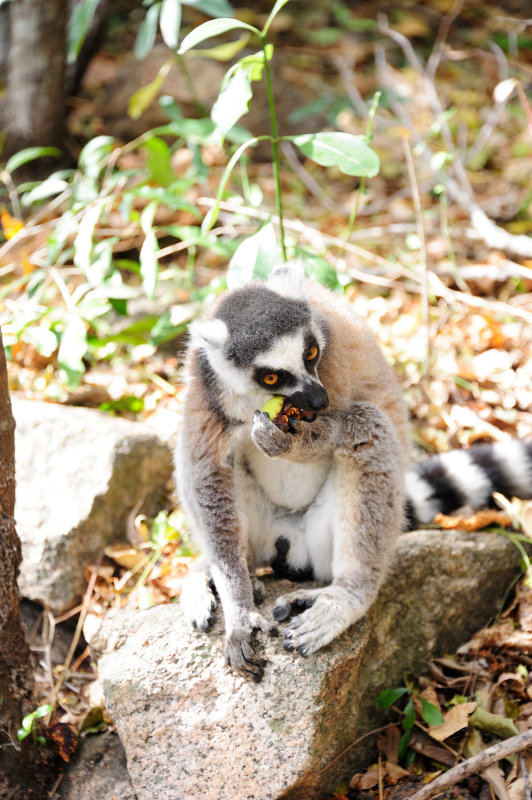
[405,439,532,529]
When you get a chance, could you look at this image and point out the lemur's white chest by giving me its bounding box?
[242,441,331,512]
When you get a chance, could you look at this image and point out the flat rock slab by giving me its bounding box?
[94,530,520,800]
[14,397,173,614]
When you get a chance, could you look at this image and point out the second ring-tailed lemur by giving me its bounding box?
[176,262,532,681]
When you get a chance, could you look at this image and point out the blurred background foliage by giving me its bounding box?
[0,0,531,452]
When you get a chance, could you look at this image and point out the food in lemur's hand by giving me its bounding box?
[261,396,318,433]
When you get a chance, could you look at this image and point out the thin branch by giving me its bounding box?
[428,272,532,324]
[197,196,532,324]
[410,729,532,800]
[280,141,341,213]
[47,551,102,719]
[378,14,532,259]
[402,137,430,373]
[521,754,532,800]
[317,724,393,775]
[467,44,510,167]
[426,0,465,78]
[331,53,369,118]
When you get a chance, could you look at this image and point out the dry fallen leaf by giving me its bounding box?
[428,702,477,742]
[434,510,511,531]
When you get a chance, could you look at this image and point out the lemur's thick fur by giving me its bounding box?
[176,264,532,681]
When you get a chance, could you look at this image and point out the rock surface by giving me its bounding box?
[14,397,173,614]
[94,529,520,800]
[53,732,137,800]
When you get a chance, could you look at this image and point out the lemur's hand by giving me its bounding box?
[224,609,278,682]
[251,410,299,457]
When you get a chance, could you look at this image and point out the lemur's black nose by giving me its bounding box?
[289,381,329,412]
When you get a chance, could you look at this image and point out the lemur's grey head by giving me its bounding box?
[190,262,329,413]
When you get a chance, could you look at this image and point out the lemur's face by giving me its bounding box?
[250,326,328,413]
[191,284,329,413]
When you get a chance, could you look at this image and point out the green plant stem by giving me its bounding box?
[345,91,381,241]
[176,54,207,117]
[260,34,286,260]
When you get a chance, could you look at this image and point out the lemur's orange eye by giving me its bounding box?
[306,345,318,361]
[263,374,279,386]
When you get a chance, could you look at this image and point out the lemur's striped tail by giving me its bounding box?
[404,439,532,529]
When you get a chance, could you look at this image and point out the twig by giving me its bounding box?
[378,14,532,259]
[331,53,369,118]
[521,753,532,800]
[402,137,430,373]
[197,196,532,323]
[47,551,102,720]
[156,225,254,260]
[317,723,393,775]
[0,169,22,221]
[280,141,340,213]
[428,271,532,324]
[47,771,64,799]
[198,196,412,282]
[467,43,509,167]
[410,729,532,800]
[426,0,465,78]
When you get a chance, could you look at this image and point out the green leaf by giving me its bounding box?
[140,230,159,298]
[262,0,291,37]
[402,696,415,734]
[151,510,178,548]
[377,687,408,709]
[295,250,340,290]
[211,67,253,140]
[20,326,58,357]
[133,185,200,216]
[73,203,103,272]
[142,136,174,186]
[78,136,114,178]
[22,177,70,206]
[67,0,99,62]
[86,239,114,286]
[128,59,173,119]
[398,730,411,762]
[418,697,445,727]
[135,3,161,59]
[186,35,249,61]
[178,18,259,55]
[288,132,380,177]
[149,311,189,345]
[160,0,181,48]
[5,147,61,174]
[99,396,145,414]
[34,704,53,719]
[226,223,280,289]
[183,0,233,16]
[58,314,87,387]
[201,135,268,232]
[140,200,158,234]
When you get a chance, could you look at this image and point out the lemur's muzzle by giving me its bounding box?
[288,381,329,414]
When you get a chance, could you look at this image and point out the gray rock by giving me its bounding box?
[13,397,173,614]
[53,732,137,800]
[93,529,520,800]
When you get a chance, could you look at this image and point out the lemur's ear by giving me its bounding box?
[189,318,228,350]
[268,259,305,299]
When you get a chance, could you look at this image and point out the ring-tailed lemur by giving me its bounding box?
[176,262,532,681]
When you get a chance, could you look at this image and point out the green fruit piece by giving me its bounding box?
[262,395,284,420]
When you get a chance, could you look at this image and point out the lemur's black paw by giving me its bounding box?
[273,593,316,622]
